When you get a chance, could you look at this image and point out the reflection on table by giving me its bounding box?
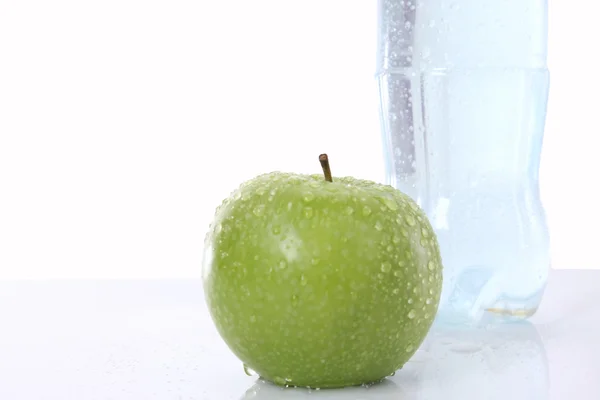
[241,321,548,400]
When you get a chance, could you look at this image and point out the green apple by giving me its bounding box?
[203,157,442,389]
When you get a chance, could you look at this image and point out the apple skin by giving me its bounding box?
[203,172,442,388]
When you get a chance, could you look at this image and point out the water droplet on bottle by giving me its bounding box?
[362,205,372,216]
[243,364,256,376]
[381,261,392,273]
[303,192,315,202]
[407,310,416,319]
[303,207,314,219]
[375,221,384,231]
[404,21,412,30]
[344,206,354,215]
[405,214,416,226]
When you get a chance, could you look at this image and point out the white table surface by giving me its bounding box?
[0,269,598,400]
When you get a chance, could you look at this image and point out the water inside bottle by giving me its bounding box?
[377,0,550,322]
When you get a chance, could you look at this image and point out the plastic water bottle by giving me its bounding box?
[376,0,550,323]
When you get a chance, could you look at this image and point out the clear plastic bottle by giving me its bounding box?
[377,0,550,323]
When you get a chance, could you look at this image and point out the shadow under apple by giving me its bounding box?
[240,378,402,400]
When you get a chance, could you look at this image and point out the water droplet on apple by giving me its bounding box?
[407,310,417,319]
[386,244,393,252]
[243,364,256,376]
[421,228,429,238]
[408,298,414,304]
[250,315,257,323]
[429,288,435,295]
[401,228,409,237]
[279,260,287,269]
[405,344,415,353]
[426,298,432,305]
[309,180,320,188]
[303,207,314,219]
[252,205,265,217]
[382,197,399,211]
[392,288,400,294]
[362,206,372,216]
[394,270,402,277]
[291,294,299,306]
[273,376,286,386]
[344,206,354,215]
[381,261,392,273]
[374,221,384,231]
[311,258,319,265]
[272,225,281,235]
[287,202,293,211]
[428,260,435,271]
[377,273,385,280]
[412,287,418,294]
[303,192,315,202]
[405,214,416,226]
[300,275,307,286]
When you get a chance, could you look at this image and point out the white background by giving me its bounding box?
[0,1,597,279]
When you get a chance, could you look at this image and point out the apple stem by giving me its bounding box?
[319,154,333,182]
